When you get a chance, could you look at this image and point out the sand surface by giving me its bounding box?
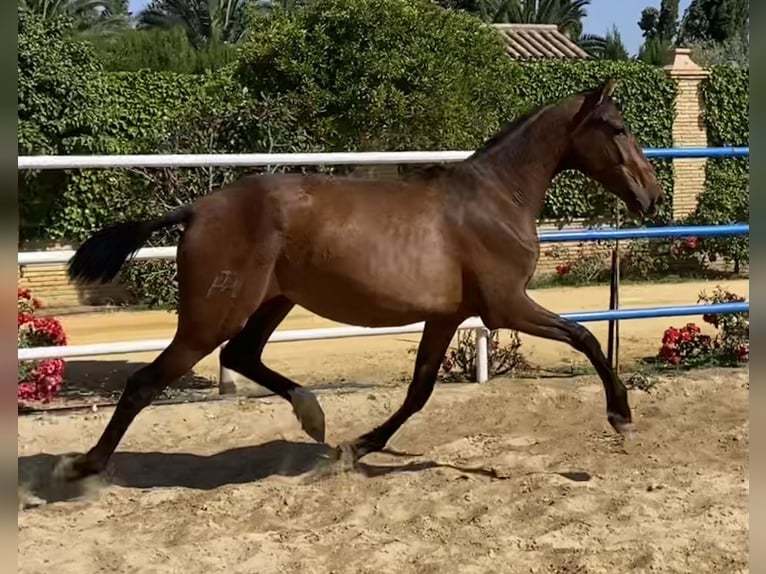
[18,279,749,573]
[18,368,748,573]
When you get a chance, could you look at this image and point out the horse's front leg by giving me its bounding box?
[483,292,634,436]
[335,317,462,465]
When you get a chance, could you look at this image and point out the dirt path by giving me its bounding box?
[18,367,748,574]
[53,279,749,400]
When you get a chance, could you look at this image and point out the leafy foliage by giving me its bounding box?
[678,0,749,45]
[19,0,129,35]
[686,34,749,68]
[18,286,68,405]
[237,0,676,225]
[18,10,105,238]
[655,285,749,368]
[600,25,629,61]
[636,0,679,66]
[688,65,749,269]
[137,0,251,48]
[88,27,239,73]
[503,60,676,224]
[237,0,518,153]
[19,1,677,309]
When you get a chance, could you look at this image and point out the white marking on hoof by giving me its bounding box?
[608,411,636,439]
[289,388,326,443]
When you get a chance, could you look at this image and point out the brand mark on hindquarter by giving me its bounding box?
[206,270,241,298]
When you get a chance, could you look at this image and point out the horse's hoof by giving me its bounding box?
[51,454,82,483]
[289,388,326,443]
[333,443,360,471]
[52,453,100,483]
[18,487,46,511]
[608,412,636,439]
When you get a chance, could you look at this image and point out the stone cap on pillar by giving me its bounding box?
[664,47,710,79]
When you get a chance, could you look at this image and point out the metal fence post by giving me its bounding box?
[475,327,489,384]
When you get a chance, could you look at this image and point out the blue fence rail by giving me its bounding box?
[538,223,749,323]
[539,223,749,243]
[643,147,748,159]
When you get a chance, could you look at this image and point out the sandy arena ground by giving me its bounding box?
[18,280,749,573]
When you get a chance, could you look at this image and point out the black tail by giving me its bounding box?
[67,205,193,285]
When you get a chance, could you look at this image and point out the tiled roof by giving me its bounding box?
[493,23,590,60]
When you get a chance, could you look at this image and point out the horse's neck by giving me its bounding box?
[465,105,573,218]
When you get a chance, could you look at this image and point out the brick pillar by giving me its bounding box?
[663,48,710,220]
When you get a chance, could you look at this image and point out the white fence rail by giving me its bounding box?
[18,147,745,388]
[18,151,471,170]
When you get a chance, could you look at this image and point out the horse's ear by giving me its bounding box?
[597,79,617,104]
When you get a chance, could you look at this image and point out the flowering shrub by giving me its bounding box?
[18,286,67,405]
[698,286,749,364]
[440,330,529,382]
[669,236,699,259]
[555,264,571,277]
[658,323,713,366]
[657,285,748,368]
[544,242,612,285]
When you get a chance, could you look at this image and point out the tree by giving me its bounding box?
[236,0,518,152]
[600,25,629,60]
[678,0,748,45]
[476,0,591,39]
[137,0,250,49]
[18,0,129,34]
[637,0,679,65]
[638,0,678,42]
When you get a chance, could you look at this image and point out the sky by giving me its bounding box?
[126,0,694,56]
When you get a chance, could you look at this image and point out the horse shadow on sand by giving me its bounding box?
[20,439,593,507]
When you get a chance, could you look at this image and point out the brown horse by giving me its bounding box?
[57,79,662,482]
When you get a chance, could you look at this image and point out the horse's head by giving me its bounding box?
[567,79,664,217]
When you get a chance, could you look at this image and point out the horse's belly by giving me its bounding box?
[277,262,463,328]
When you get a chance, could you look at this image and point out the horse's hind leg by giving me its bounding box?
[336,317,461,464]
[54,335,219,482]
[220,295,326,443]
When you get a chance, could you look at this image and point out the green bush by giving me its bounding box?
[236,0,517,152]
[501,60,677,224]
[236,0,677,225]
[690,65,749,271]
[19,2,680,310]
[88,27,239,74]
[18,11,104,239]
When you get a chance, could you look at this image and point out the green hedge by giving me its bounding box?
[501,60,677,224]
[237,0,677,226]
[691,65,749,270]
[19,2,680,309]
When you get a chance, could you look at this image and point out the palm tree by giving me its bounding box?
[137,0,250,49]
[18,0,129,35]
[476,0,591,40]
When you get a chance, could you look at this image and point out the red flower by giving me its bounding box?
[555,264,571,277]
[684,237,698,250]
[17,285,67,405]
[735,344,749,362]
